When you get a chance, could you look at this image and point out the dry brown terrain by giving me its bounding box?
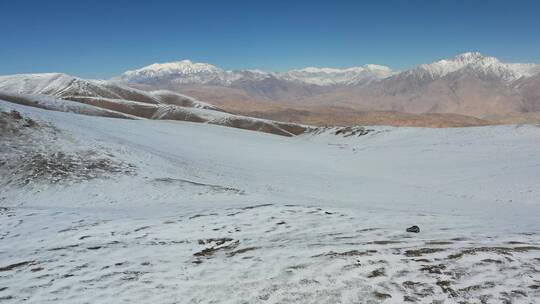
[126,68,540,127]
[241,107,494,128]
[2,72,537,129]
[131,86,495,127]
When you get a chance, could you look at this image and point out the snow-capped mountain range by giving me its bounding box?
[1,52,540,125]
[109,52,540,122]
[115,60,396,86]
[115,52,540,87]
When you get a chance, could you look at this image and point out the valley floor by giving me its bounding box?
[1,100,540,303]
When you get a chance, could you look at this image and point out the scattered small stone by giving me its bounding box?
[49,244,79,251]
[239,204,273,210]
[227,247,258,257]
[9,110,23,120]
[30,267,43,272]
[511,290,527,297]
[481,258,503,264]
[404,248,445,257]
[402,281,423,289]
[425,241,453,245]
[194,240,240,257]
[370,240,401,245]
[134,226,151,232]
[406,225,420,233]
[436,280,457,297]
[367,267,386,278]
[0,261,34,272]
[314,249,377,258]
[373,291,392,299]
[331,126,373,137]
[198,238,233,246]
[194,247,217,257]
[403,295,418,302]
[447,246,540,260]
[420,264,446,274]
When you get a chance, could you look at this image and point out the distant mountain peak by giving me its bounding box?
[454,51,485,61]
[118,59,221,83]
[143,59,219,72]
[399,51,540,82]
[364,64,393,72]
[451,52,503,68]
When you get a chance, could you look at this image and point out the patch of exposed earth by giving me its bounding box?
[0,110,135,187]
[0,204,538,303]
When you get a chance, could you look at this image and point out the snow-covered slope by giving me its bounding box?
[0,73,221,111]
[0,92,139,119]
[0,76,311,137]
[1,101,539,303]
[0,73,157,102]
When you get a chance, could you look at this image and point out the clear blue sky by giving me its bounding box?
[1,0,539,78]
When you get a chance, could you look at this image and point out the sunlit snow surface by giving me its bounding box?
[1,100,540,303]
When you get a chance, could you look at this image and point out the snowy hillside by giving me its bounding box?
[0,73,314,136]
[0,73,220,110]
[1,101,539,303]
